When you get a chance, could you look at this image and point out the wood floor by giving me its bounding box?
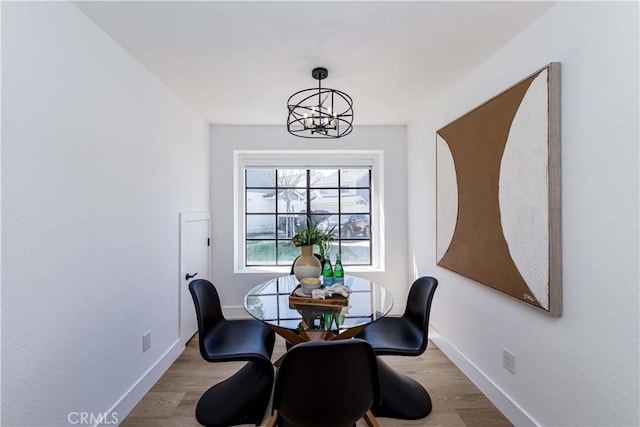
[121,335,512,427]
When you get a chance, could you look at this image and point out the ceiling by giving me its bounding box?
[75,1,555,126]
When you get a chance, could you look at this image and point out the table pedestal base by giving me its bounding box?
[195,360,273,427]
[372,357,432,420]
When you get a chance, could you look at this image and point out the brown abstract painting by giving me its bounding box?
[436,63,562,316]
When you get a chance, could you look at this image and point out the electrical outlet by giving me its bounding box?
[503,348,515,374]
[143,331,151,353]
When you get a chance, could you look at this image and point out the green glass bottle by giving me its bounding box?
[334,253,344,279]
[322,258,334,286]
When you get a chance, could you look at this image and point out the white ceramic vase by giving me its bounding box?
[292,246,322,281]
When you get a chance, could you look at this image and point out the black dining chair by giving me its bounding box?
[356,276,438,420]
[266,339,381,427]
[357,276,438,356]
[189,279,276,427]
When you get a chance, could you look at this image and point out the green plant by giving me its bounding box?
[291,218,336,259]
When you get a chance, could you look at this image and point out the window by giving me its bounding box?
[245,168,372,266]
[234,150,383,272]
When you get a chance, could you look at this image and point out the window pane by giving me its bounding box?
[247,191,275,213]
[310,169,338,187]
[246,169,275,187]
[340,169,370,188]
[341,188,370,213]
[277,189,305,214]
[247,241,276,265]
[247,215,276,238]
[340,240,371,265]
[277,214,300,238]
[310,189,338,214]
[277,169,306,188]
[315,214,341,237]
[339,214,370,239]
[309,214,331,233]
[277,241,299,265]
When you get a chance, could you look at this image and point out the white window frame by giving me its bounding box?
[233,150,385,274]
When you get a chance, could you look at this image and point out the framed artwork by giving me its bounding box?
[436,62,562,316]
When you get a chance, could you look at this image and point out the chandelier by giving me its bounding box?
[287,67,354,139]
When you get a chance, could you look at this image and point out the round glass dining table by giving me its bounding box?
[244,274,394,344]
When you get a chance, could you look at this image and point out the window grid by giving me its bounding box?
[245,168,372,267]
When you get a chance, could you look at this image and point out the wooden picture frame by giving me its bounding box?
[436,62,562,316]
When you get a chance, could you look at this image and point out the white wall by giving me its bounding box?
[210,125,408,317]
[1,3,209,426]
[408,2,639,426]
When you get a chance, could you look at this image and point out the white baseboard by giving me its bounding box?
[390,304,406,316]
[429,326,538,427]
[101,339,183,427]
[224,305,252,319]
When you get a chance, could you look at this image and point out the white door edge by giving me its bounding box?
[179,211,211,346]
